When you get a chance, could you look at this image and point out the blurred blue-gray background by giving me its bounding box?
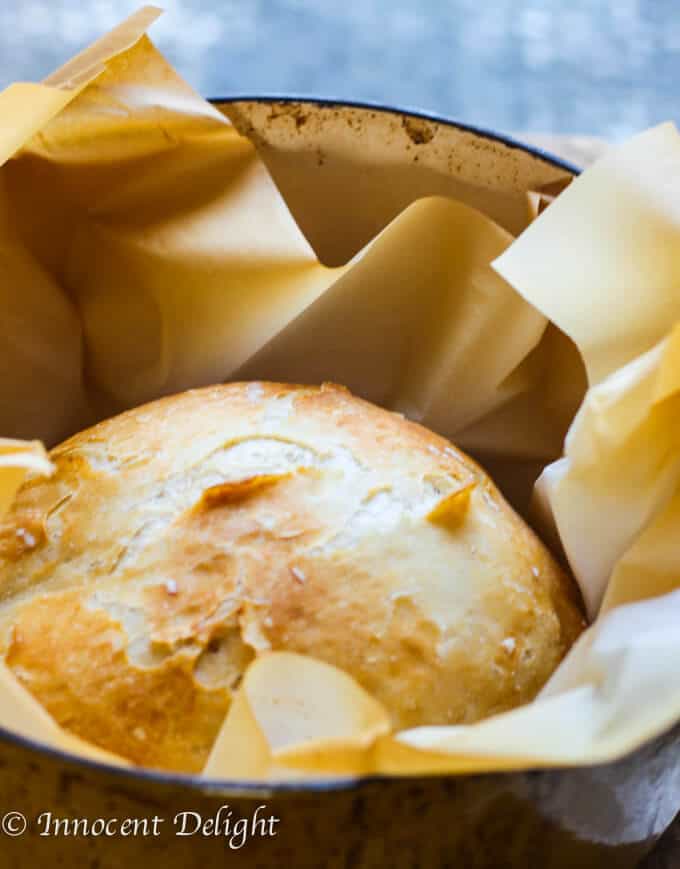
[1,1,674,140]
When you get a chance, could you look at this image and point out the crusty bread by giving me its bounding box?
[0,383,584,772]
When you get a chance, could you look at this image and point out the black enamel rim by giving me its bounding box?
[0,96,580,795]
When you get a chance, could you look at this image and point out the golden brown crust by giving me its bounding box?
[0,382,585,771]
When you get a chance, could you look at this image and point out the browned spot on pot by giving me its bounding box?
[402,116,436,145]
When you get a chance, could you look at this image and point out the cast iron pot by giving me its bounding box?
[0,98,678,869]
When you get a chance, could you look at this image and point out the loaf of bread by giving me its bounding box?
[0,383,584,772]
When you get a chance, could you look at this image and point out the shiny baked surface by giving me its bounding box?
[0,382,584,772]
